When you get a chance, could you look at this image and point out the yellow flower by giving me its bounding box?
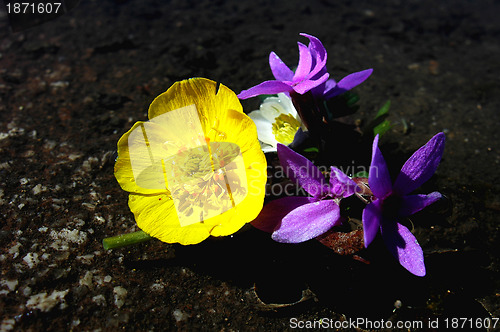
[114,78,267,244]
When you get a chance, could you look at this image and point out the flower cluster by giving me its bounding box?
[235,33,445,275]
[110,33,447,278]
[239,33,372,145]
[253,133,445,276]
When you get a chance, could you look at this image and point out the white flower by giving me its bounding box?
[247,93,303,153]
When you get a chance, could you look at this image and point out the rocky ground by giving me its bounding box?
[0,0,499,331]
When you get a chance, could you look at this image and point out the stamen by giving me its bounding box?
[272,114,301,145]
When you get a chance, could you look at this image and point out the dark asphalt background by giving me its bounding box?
[0,0,499,330]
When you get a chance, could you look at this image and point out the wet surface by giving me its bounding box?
[0,0,499,330]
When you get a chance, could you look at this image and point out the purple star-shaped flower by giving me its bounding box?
[363,133,445,276]
[252,143,357,243]
[237,33,373,100]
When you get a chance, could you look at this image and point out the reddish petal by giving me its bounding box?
[251,196,313,233]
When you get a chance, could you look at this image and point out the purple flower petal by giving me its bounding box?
[399,192,442,216]
[291,72,330,95]
[369,135,392,199]
[301,33,326,60]
[393,132,445,195]
[362,199,383,247]
[329,166,357,198]
[269,52,294,82]
[380,221,426,276]
[311,76,334,98]
[322,78,337,94]
[272,200,341,243]
[337,69,373,91]
[288,127,309,149]
[300,33,327,78]
[277,144,327,197]
[237,80,293,99]
[323,68,373,99]
[251,196,314,233]
[293,42,313,82]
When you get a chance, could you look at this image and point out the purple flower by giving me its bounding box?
[363,133,445,276]
[237,33,373,100]
[252,143,357,243]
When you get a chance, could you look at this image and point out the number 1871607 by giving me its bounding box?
[443,317,498,329]
[6,2,62,14]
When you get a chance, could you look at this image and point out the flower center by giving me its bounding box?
[164,141,247,226]
[381,194,402,219]
[272,113,301,145]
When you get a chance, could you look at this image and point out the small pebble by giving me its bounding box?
[173,309,189,322]
[113,286,127,308]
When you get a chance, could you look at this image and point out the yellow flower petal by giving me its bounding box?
[129,193,211,245]
[115,121,172,195]
[115,104,210,195]
[115,78,267,245]
[198,109,267,237]
[148,77,243,122]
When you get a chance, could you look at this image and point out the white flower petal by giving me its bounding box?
[277,93,297,118]
[260,98,285,122]
[248,110,271,124]
[276,93,303,130]
[261,143,277,153]
[247,110,278,147]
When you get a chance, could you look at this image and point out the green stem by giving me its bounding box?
[102,230,152,250]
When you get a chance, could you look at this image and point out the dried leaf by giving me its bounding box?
[316,228,364,255]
